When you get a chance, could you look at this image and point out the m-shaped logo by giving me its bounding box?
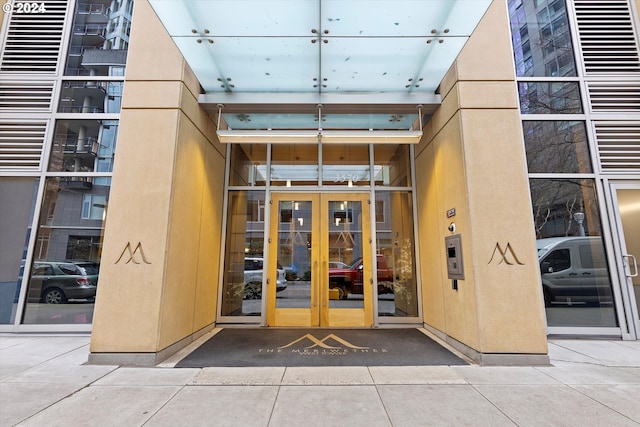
[115,242,151,265]
[278,333,369,350]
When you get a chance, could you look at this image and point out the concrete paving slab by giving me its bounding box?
[368,366,466,385]
[3,364,116,385]
[474,384,638,426]
[550,340,640,367]
[547,341,602,365]
[0,382,83,427]
[190,367,285,385]
[377,384,516,426]
[0,364,31,380]
[0,336,42,350]
[281,366,374,385]
[93,367,200,386]
[42,344,90,366]
[451,366,561,385]
[0,336,90,365]
[144,385,279,427]
[572,384,640,423]
[16,385,182,427]
[536,365,640,384]
[270,385,390,427]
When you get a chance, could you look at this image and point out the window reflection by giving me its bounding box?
[508,0,577,77]
[271,144,318,186]
[530,179,617,327]
[374,145,411,187]
[64,0,131,77]
[519,82,582,114]
[228,144,267,186]
[22,178,109,324]
[322,144,370,187]
[49,120,118,173]
[221,191,266,316]
[0,178,39,324]
[375,191,418,317]
[523,121,592,173]
[58,81,123,114]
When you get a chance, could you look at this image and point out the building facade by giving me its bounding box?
[0,0,638,365]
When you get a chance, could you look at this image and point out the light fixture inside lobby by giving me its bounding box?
[148,0,493,143]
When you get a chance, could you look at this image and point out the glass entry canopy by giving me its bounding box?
[148,0,492,95]
[148,0,492,140]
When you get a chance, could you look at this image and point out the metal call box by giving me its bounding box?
[445,234,465,280]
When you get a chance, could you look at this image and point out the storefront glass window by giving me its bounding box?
[530,179,617,327]
[48,120,118,173]
[21,178,109,325]
[518,82,582,114]
[58,81,123,114]
[375,191,418,317]
[64,0,131,77]
[271,144,318,187]
[374,144,411,187]
[322,144,370,187]
[228,144,267,187]
[0,178,39,324]
[508,0,577,77]
[523,121,592,174]
[221,191,265,316]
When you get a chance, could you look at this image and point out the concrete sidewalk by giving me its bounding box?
[1,334,639,426]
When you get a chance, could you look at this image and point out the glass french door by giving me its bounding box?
[267,193,373,327]
[609,183,640,339]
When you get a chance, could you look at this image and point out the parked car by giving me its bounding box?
[537,237,613,306]
[70,261,100,286]
[328,261,348,269]
[328,254,395,299]
[28,261,97,304]
[243,257,287,299]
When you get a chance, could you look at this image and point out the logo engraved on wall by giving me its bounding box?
[488,243,524,266]
[115,242,151,265]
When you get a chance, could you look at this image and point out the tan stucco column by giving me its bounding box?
[415,0,549,365]
[89,0,226,364]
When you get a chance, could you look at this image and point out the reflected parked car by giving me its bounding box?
[70,261,100,286]
[328,261,348,269]
[243,257,287,299]
[28,261,97,304]
[537,237,613,306]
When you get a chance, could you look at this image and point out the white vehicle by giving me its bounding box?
[537,237,613,306]
[243,257,287,299]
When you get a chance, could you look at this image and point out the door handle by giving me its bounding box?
[624,254,639,278]
[313,260,318,307]
[582,272,592,275]
[323,260,327,307]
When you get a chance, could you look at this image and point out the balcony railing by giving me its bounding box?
[60,176,93,190]
[73,24,107,37]
[58,106,104,113]
[52,137,99,155]
[77,3,109,16]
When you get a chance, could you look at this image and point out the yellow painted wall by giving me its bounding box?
[91,0,225,354]
[415,0,548,355]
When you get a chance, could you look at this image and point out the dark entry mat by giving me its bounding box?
[175,328,467,367]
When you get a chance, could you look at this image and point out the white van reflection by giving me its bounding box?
[537,237,613,307]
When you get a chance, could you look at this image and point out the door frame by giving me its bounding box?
[266,192,373,327]
[605,180,640,340]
